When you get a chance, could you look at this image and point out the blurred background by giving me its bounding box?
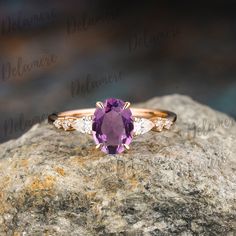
[0,0,235,143]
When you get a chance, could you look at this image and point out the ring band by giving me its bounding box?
[49,108,177,132]
[48,98,177,154]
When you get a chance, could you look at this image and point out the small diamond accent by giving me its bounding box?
[53,119,73,131]
[54,120,62,129]
[62,120,72,130]
[164,119,173,129]
[72,116,93,134]
[155,117,173,131]
[133,117,155,136]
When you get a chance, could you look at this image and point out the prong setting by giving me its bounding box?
[96,144,102,149]
[96,101,104,109]
[123,102,131,109]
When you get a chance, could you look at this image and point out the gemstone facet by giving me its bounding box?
[72,116,93,134]
[133,117,155,135]
[92,98,134,154]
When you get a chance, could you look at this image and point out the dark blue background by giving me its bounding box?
[0,0,235,143]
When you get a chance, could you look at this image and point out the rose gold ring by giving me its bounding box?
[48,98,177,154]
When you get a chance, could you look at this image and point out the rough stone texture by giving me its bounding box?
[0,95,235,236]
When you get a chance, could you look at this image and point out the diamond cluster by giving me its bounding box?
[155,117,173,131]
[53,119,73,131]
[53,116,93,134]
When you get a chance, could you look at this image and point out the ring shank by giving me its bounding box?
[48,108,177,123]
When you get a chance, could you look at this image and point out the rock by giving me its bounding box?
[0,95,235,235]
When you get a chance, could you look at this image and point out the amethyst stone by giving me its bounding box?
[92,98,134,154]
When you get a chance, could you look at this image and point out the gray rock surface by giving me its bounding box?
[0,95,235,235]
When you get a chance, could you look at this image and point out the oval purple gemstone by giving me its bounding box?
[92,98,134,154]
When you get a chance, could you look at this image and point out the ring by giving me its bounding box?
[48,98,177,154]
